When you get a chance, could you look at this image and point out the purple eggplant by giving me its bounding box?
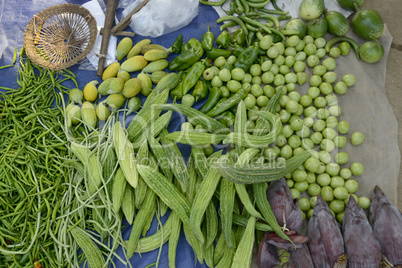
[307,194,346,268]
[343,196,382,268]
[266,178,303,232]
[369,186,402,266]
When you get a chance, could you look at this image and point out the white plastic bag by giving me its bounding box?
[122,0,199,37]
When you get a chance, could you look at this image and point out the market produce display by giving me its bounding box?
[0,0,400,267]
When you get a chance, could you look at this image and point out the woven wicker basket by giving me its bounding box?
[23,3,98,70]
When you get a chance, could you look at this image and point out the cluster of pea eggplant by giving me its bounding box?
[186,23,374,223]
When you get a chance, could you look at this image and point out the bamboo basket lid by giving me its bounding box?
[23,3,97,70]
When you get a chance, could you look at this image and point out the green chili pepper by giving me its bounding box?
[234,0,244,14]
[192,79,209,102]
[220,21,238,32]
[169,50,199,71]
[216,31,232,48]
[217,16,249,39]
[171,34,183,54]
[188,38,204,56]
[215,110,235,127]
[257,7,288,16]
[271,0,283,11]
[200,87,222,114]
[199,0,228,6]
[206,47,232,60]
[206,87,250,117]
[171,71,186,100]
[229,1,236,15]
[202,26,214,51]
[232,45,245,58]
[277,14,292,21]
[182,43,191,53]
[233,43,259,72]
[169,50,193,70]
[169,38,204,71]
[182,61,206,96]
[232,28,246,46]
[248,30,256,44]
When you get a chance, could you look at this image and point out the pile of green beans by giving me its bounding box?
[0,51,128,268]
[0,50,77,267]
[200,0,291,44]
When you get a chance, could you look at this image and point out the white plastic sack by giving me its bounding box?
[122,0,199,38]
[0,28,8,60]
[81,0,117,70]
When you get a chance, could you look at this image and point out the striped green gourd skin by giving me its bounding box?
[234,100,247,157]
[113,121,138,188]
[232,213,273,232]
[215,230,236,268]
[165,132,227,146]
[134,140,149,208]
[126,188,157,258]
[189,151,223,244]
[148,135,174,180]
[213,233,227,266]
[101,144,118,197]
[205,201,219,248]
[217,151,311,184]
[182,222,205,264]
[223,110,282,148]
[142,205,156,237]
[132,111,172,149]
[359,40,384,63]
[253,182,291,242]
[191,146,209,178]
[70,226,106,268]
[186,154,198,204]
[352,9,384,40]
[127,88,169,142]
[152,103,231,134]
[137,165,191,227]
[161,130,189,193]
[204,243,215,268]
[325,11,350,36]
[70,142,102,198]
[234,148,263,219]
[231,216,256,268]
[112,167,127,213]
[299,0,325,21]
[135,212,174,253]
[220,178,236,249]
[168,212,182,268]
[121,185,136,224]
[338,0,365,10]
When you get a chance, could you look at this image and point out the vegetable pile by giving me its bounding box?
[0,0,400,268]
